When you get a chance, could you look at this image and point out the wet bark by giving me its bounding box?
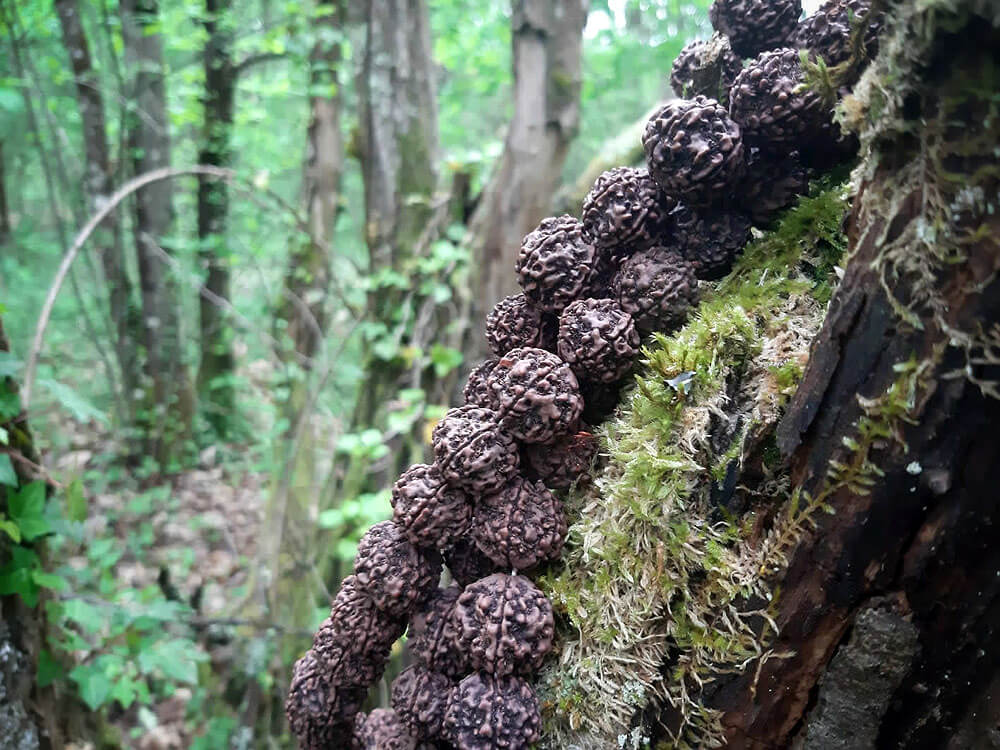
[196,0,238,436]
[686,4,1000,748]
[54,0,139,420]
[465,0,587,357]
[121,0,195,467]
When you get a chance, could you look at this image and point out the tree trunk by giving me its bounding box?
[352,0,439,437]
[0,142,10,244]
[691,2,1000,746]
[263,0,346,669]
[465,0,587,356]
[196,0,238,438]
[0,319,44,750]
[54,0,140,421]
[278,0,344,365]
[121,0,195,468]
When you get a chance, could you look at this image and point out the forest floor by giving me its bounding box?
[50,421,268,750]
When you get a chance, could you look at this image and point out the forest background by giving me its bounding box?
[0,0,744,747]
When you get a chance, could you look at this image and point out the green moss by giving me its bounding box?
[537,182,851,749]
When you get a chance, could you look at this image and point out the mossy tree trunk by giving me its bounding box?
[465,0,587,359]
[690,2,1000,747]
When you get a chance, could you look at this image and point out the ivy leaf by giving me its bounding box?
[0,516,20,543]
[8,481,50,541]
[0,454,16,487]
[429,345,463,377]
[65,479,88,523]
[70,664,112,711]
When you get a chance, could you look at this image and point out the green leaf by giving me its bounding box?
[32,570,67,591]
[65,479,88,522]
[8,481,50,540]
[62,598,106,634]
[70,664,112,710]
[36,649,64,688]
[429,344,463,377]
[0,516,20,543]
[0,454,16,487]
[138,639,204,684]
[38,379,108,425]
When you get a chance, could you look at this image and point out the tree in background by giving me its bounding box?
[121,0,196,468]
[466,0,588,353]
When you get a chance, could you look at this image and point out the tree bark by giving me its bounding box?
[54,0,140,421]
[689,3,1000,747]
[0,319,44,750]
[352,0,439,434]
[121,0,195,467]
[196,0,238,437]
[465,0,587,356]
[278,0,345,365]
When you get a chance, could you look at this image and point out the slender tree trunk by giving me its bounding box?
[351,0,439,440]
[0,319,44,750]
[465,0,587,356]
[0,142,10,244]
[54,0,139,420]
[683,2,1000,746]
[277,0,344,365]
[121,0,195,468]
[263,0,346,665]
[196,0,238,437]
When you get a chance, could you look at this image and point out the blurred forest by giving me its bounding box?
[0,1,712,746]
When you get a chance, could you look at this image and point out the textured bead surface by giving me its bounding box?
[431,405,521,494]
[354,708,419,750]
[462,358,499,408]
[557,298,640,383]
[642,96,746,206]
[472,476,567,571]
[408,584,469,680]
[353,521,442,618]
[670,33,743,104]
[795,0,882,78]
[442,538,502,588]
[454,573,555,677]
[525,429,600,490]
[286,651,365,750]
[392,463,472,550]
[516,215,596,313]
[614,247,699,333]
[729,48,832,145]
[710,0,802,57]
[487,347,584,444]
[737,146,810,226]
[391,665,452,740]
[672,204,753,280]
[443,673,542,750]
[484,293,557,357]
[581,167,675,253]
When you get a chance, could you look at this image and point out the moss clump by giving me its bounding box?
[536,182,850,749]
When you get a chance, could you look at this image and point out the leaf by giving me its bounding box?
[38,379,108,425]
[8,481,50,541]
[138,639,204,684]
[65,479,88,522]
[0,516,20,543]
[32,570,67,591]
[0,454,16,487]
[36,649,64,688]
[70,664,112,710]
[429,345,463,377]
